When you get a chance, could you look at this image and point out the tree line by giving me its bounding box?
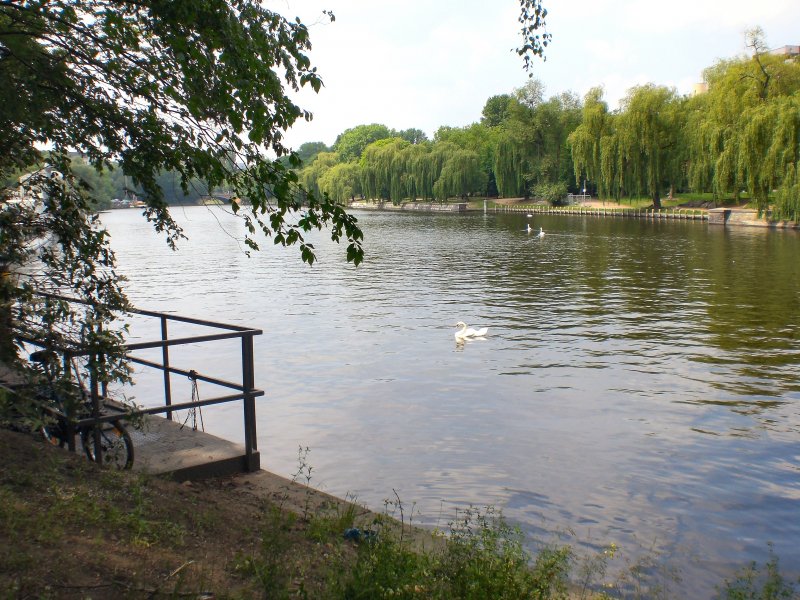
[297,30,800,220]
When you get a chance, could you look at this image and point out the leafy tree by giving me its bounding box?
[360,138,410,203]
[334,124,392,163]
[318,162,361,204]
[568,88,611,197]
[394,128,428,145]
[296,142,331,167]
[299,152,341,199]
[616,85,685,207]
[494,128,529,198]
[404,142,436,201]
[514,79,545,110]
[481,94,513,128]
[686,29,800,213]
[570,85,684,207]
[0,1,363,379]
[516,0,550,73]
[70,158,116,209]
[433,149,486,200]
[494,85,581,198]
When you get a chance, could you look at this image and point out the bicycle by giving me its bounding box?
[31,349,134,470]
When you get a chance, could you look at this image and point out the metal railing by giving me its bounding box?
[17,295,264,472]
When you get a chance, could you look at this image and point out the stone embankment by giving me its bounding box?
[349,200,466,213]
[348,199,798,229]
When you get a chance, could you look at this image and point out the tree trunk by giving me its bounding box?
[652,190,662,210]
[0,269,17,364]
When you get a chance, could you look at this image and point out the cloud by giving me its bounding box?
[275,0,800,148]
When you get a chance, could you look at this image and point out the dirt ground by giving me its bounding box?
[0,427,417,598]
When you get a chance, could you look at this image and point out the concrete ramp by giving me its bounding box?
[129,413,259,480]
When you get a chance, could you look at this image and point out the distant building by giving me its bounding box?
[692,82,709,96]
[770,45,800,58]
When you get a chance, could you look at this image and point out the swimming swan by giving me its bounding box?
[526,224,532,233]
[455,321,488,340]
[537,227,545,238]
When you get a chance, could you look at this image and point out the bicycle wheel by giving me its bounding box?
[81,421,134,470]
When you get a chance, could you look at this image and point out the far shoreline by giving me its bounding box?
[347,198,800,230]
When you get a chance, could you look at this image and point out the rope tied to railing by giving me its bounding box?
[180,369,205,432]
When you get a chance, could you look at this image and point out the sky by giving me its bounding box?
[268,0,800,150]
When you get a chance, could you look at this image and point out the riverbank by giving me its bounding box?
[348,198,800,230]
[0,427,577,598]
[4,427,797,598]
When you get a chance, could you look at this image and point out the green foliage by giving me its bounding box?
[493,85,581,198]
[433,149,487,200]
[336,506,571,599]
[534,181,568,205]
[571,85,684,208]
[517,0,550,73]
[335,124,394,163]
[482,94,514,127]
[296,141,332,166]
[395,128,429,145]
[360,138,411,203]
[1,0,364,387]
[299,151,342,198]
[686,30,800,214]
[718,545,799,600]
[568,87,610,195]
[306,498,358,543]
[234,504,298,599]
[319,162,363,204]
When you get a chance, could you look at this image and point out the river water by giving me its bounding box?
[103,206,800,596]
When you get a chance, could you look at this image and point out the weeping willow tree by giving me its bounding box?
[432,149,486,200]
[405,141,458,201]
[686,29,800,214]
[575,85,683,207]
[400,142,432,200]
[741,95,800,217]
[494,130,529,198]
[568,87,610,196]
[434,123,497,195]
[298,152,340,199]
[599,129,624,201]
[619,85,685,207]
[318,162,361,204]
[359,138,410,203]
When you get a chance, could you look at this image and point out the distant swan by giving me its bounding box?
[537,227,545,238]
[526,224,532,233]
[455,321,488,340]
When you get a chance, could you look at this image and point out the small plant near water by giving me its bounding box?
[291,444,315,521]
[306,494,359,543]
[718,544,799,600]
[334,504,572,599]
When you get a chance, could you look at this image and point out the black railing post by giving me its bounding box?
[61,351,76,452]
[241,333,259,472]
[90,352,102,465]
[161,315,173,420]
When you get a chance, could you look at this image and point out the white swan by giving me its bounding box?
[537,227,545,238]
[526,224,532,233]
[454,321,488,340]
